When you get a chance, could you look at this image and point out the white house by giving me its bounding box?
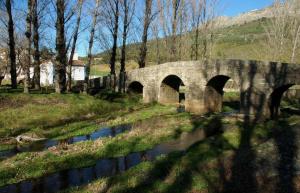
[30,61,54,86]
[30,53,86,86]
[71,60,86,81]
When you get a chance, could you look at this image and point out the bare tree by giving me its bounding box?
[24,0,32,93]
[151,20,161,64]
[177,0,189,60]
[189,0,203,60]
[55,0,67,93]
[157,0,187,62]
[67,0,83,92]
[84,0,100,94]
[288,0,300,63]
[119,0,128,75]
[4,0,17,88]
[264,0,300,63]
[110,0,119,78]
[170,0,181,61]
[138,0,153,68]
[118,0,135,92]
[291,21,300,63]
[103,0,120,89]
[199,0,218,60]
[32,0,40,90]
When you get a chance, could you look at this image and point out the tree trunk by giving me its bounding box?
[32,0,40,90]
[191,26,200,60]
[200,0,209,60]
[291,24,300,63]
[195,25,200,60]
[138,0,152,68]
[55,0,67,93]
[84,0,100,94]
[5,0,17,89]
[120,0,128,74]
[178,3,183,60]
[170,0,180,61]
[109,0,119,90]
[119,0,129,92]
[24,0,32,94]
[67,0,83,92]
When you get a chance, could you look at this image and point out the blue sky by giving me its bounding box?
[221,0,274,16]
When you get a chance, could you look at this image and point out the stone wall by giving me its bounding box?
[126,59,300,117]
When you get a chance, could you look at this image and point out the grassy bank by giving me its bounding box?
[1,90,299,191]
[0,93,143,138]
[1,108,292,188]
[0,112,194,186]
[63,115,300,193]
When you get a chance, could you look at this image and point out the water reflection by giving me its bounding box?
[0,128,209,193]
[0,124,131,159]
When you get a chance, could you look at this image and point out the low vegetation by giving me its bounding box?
[0,112,190,186]
[0,90,299,192]
[62,114,300,193]
[0,92,141,138]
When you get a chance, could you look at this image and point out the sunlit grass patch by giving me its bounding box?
[0,93,141,138]
[0,112,193,187]
[61,125,241,193]
[56,114,300,193]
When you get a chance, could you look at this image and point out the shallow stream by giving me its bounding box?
[0,124,131,159]
[0,127,208,193]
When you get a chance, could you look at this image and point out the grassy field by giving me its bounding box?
[0,91,180,186]
[0,105,183,186]
[0,92,142,138]
[89,60,139,77]
[90,64,110,76]
[0,90,299,192]
[62,114,300,193]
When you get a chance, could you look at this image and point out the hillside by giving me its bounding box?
[89,14,299,76]
[215,6,274,27]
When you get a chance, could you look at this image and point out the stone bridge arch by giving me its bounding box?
[125,59,300,118]
[268,84,296,119]
[158,74,185,105]
[204,75,231,113]
[128,81,144,94]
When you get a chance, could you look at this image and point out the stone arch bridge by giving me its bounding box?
[125,59,300,118]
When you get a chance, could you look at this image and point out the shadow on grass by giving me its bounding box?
[97,62,299,193]
[99,115,233,193]
[273,119,297,193]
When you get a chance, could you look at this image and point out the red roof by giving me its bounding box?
[72,60,85,66]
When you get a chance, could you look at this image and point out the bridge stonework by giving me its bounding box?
[126,59,300,118]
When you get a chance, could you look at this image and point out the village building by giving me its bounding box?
[30,53,86,86]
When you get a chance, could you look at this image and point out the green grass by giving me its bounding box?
[0,91,178,155]
[0,112,193,186]
[0,90,299,191]
[63,114,294,193]
[90,64,110,76]
[0,144,15,151]
[51,103,176,140]
[0,93,141,138]
[0,107,286,188]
